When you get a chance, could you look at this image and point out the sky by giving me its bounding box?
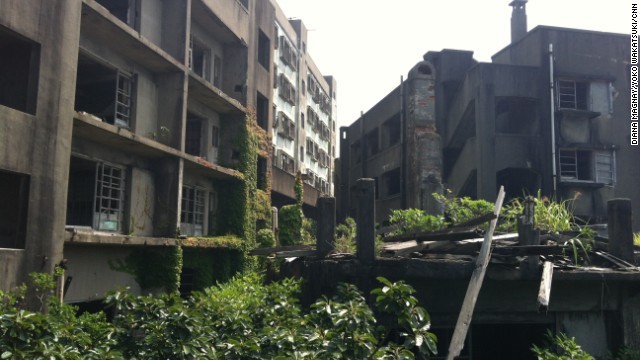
[274,0,630,129]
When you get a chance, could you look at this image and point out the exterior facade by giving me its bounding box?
[0,0,333,305]
[339,6,639,231]
[270,1,337,215]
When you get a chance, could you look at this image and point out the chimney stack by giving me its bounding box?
[509,0,528,43]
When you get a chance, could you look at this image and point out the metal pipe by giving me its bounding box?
[549,43,557,197]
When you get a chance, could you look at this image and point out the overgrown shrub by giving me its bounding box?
[302,217,317,245]
[279,204,303,246]
[531,331,593,360]
[634,232,640,246]
[388,208,445,235]
[256,228,276,248]
[433,191,494,225]
[500,191,577,233]
[1,273,438,359]
[335,217,357,253]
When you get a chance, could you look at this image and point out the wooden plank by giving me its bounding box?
[249,244,313,256]
[452,212,497,228]
[491,245,569,256]
[383,227,482,243]
[446,186,505,360]
[273,250,317,258]
[537,261,554,310]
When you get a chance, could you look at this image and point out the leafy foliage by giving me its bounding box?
[500,191,578,233]
[279,204,303,246]
[634,232,640,246]
[531,331,594,360]
[433,191,494,225]
[110,246,183,292]
[1,273,437,360]
[335,217,357,253]
[256,228,276,248]
[388,208,445,236]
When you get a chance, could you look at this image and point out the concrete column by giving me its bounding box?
[152,158,182,237]
[356,178,375,264]
[316,197,336,257]
[608,199,634,263]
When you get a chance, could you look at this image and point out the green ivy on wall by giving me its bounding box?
[182,248,242,291]
[110,246,183,293]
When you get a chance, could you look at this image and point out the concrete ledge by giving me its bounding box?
[65,228,178,247]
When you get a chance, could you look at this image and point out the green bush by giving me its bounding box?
[531,331,594,360]
[279,204,303,246]
[1,273,437,359]
[256,228,276,248]
[335,217,357,253]
[388,208,445,236]
[433,191,494,225]
[500,191,577,233]
[634,233,640,246]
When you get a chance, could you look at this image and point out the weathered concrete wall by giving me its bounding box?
[139,0,163,47]
[63,245,141,303]
[129,168,156,237]
[0,0,82,294]
[559,312,608,357]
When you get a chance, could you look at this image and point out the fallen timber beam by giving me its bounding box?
[537,261,554,311]
[249,244,314,256]
[447,186,505,360]
[382,227,482,243]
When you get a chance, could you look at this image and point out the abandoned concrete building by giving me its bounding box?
[0,0,335,305]
[338,2,639,233]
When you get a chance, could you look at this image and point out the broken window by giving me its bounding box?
[96,0,137,27]
[495,97,538,135]
[181,185,205,236]
[210,125,220,163]
[0,25,40,114]
[366,128,380,158]
[66,157,126,233]
[257,156,268,190]
[75,54,135,128]
[351,141,362,165]
[185,116,202,157]
[557,79,588,110]
[256,91,269,130]
[189,35,211,82]
[382,168,401,197]
[257,29,270,69]
[558,148,615,184]
[213,55,222,88]
[0,170,29,249]
[382,114,401,148]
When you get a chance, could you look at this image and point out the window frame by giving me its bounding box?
[181,185,206,236]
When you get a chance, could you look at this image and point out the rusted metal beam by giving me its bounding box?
[446,186,505,360]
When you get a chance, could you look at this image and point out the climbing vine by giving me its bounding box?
[110,246,183,293]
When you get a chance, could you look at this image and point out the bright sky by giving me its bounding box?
[275,0,630,129]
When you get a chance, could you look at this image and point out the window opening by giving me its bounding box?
[557,79,588,110]
[185,117,202,156]
[0,170,30,249]
[67,157,125,233]
[257,29,270,69]
[181,185,205,236]
[94,163,125,232]
[75,54,134,127]
[114,72,132,127]
[0,25,40,114]
[189,36,211,82]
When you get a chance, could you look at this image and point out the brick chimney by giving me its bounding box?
[510,0,528,43]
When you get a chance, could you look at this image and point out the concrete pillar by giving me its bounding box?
[316,197,336,257]
[607,199,634,263]
[356,178,375,264]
